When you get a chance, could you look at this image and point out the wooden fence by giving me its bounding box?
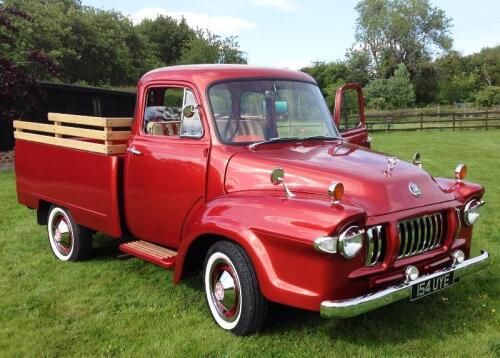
[365,110,500,132]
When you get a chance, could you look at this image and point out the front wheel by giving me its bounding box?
[204,241,267,336]
[47,205,92,261]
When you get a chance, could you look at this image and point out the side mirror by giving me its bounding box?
[182,104,198,118]
[261,100,289,115]
[275,101,288,114]
[270,167,285,185]
[270,167,294,198]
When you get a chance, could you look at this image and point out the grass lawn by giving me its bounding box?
[0,130,499,357]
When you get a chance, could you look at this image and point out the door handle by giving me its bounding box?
[127,147,142,156]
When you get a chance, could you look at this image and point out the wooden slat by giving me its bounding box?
[15,131,109,154]
[107,130,131,140]
[13,121,55,133]
[56,126,107,140]
[14,131,55,145]
[48,113,133,128]
[54,137,108,154]
[105,118,133,127]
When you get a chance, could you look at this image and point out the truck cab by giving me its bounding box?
[14,65,489,336]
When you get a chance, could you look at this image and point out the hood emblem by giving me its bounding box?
[382,157,399,178]
[409,182,422,197]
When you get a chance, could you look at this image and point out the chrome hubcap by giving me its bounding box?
[51,214,73,255]
[210,260,240,322]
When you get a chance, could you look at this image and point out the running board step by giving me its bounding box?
[119,240,177,269]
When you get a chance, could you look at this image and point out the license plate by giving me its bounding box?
[411,271,455,301]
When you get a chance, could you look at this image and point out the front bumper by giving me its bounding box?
[320,250,489,319]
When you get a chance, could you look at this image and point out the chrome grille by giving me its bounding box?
[397,212,446,259]
[365,225,386,266]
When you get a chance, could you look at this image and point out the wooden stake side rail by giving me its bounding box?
[13,113,132,155]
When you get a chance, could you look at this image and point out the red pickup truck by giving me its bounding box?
[15,65,489,335]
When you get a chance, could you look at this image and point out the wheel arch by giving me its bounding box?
[37,200,52,225]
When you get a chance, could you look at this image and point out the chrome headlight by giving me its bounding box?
[313,225,365,258]
[463,199,485,226]
[338,225,364,259]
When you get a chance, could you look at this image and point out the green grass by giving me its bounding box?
[1,130,499,357]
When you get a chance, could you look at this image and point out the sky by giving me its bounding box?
[81,0,500,69]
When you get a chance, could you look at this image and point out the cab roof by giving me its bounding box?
[140,64,316,89]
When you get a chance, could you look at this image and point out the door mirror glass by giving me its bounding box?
[270,167,285,185]
[182,104,198,118]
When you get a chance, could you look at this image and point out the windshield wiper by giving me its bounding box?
[248,135,344,149]
[248,136,301,149]
[302,135,343,141]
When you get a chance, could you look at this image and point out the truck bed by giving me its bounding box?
[15,139,124,238]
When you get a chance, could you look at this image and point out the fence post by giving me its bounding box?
[452,113,456,131]
[485,110,489,130]
[420,112,423,131]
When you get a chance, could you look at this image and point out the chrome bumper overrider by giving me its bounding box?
[320,250,490,319]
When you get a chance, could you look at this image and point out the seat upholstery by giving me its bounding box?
[147,121,181,136]
[216,118,266,141]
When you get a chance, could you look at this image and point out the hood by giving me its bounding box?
[224,142,455,216]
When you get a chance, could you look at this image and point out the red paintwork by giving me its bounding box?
[15,140,123,237]
[15,65,485,313]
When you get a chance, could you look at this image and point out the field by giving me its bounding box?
[0,131,499,357]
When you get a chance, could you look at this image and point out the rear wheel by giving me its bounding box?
[47,206,92,261]
[204,241,267,336]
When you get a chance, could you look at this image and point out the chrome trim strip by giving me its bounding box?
[365,229,375,265]
[438,212,444,246]
[365,225,383,266]
[430,214,438,248]
[425,216,432,250]
[403,221,410,257]
[454,208,462,241]
[419,216,426,253]
[320,250,490,319]
[375,226,382,263]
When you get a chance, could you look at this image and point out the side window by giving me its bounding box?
[143,86,203,138]
[338,89,361,131]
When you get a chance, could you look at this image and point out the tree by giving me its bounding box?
[387,63,415,108]
[465,46,500,87]
[3,0,247,86]
[364,63,415,109]
[136,16,194,65]
[354,0,452,79]
[475,86,500,107]
[5,0,158,85]
[364,78,389,109]
[0,4,58,126]
[178,30,247,65]
[345,48,373,86]
[301,61,349,99]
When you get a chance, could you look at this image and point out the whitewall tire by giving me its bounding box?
[204,241,267,335]
[47,206,92,261]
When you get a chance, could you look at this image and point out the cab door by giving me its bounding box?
[124,82,209,249]
[333,83,370,148]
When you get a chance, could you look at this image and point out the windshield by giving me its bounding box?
[208,80,340,144]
